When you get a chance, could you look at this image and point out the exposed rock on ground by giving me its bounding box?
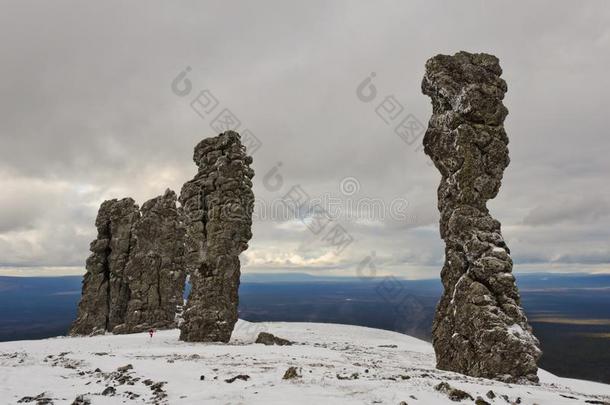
[283,366,300,380]
[179,131,255,342]
[224,374,250,383]
[421,51,541,382]
[17,392,54,404]
[435,381,474,401]
[71,395,91,405]
[255,332,293,346]
[475,397,491,405]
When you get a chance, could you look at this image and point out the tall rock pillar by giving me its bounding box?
[115,189,186,333]
[421,51,541,382]
[179,131,254,342]
[70,198,140,335]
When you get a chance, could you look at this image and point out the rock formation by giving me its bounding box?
[71,132,254,340]
[179,131,254,342]
[114,189,186,334]
[421,51,541,382]
[70,191,186,336]
[70,198,140,335]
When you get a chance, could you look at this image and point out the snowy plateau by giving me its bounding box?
[1,321,608,405]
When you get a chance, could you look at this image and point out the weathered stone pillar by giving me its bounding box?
[179,131,254,342]
[114,189,186,334]
[421,51,541,382]
[70,198,140,335]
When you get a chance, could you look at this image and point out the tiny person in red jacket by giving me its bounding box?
[148,328,154,338]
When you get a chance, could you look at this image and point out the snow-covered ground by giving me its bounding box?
[1,320,608,404]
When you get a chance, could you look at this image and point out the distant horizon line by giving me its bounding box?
[0,268,608,280]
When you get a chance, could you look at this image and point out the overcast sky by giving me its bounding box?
[1,1,609,278]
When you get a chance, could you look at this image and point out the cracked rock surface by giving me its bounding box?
[421,51,541,382]
[70,198,140,335]
[115,189,186,334]
[179,131,254,342]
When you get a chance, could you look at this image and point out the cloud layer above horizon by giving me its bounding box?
[1,1,609,278]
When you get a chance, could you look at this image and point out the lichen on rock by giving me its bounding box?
[421,51,541,383]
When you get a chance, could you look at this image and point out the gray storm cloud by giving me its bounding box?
[1,0,609,277]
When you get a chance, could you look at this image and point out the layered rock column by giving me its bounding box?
[179,131,254,342]
[115,189,186,334]
[70,198,140,335]
[71,191,186,336]
[421,52,541,382]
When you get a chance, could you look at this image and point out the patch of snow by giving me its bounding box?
[0,320,608,404]
[507,323,538,345]
[449,274,466,305]
[508,323,525,334]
